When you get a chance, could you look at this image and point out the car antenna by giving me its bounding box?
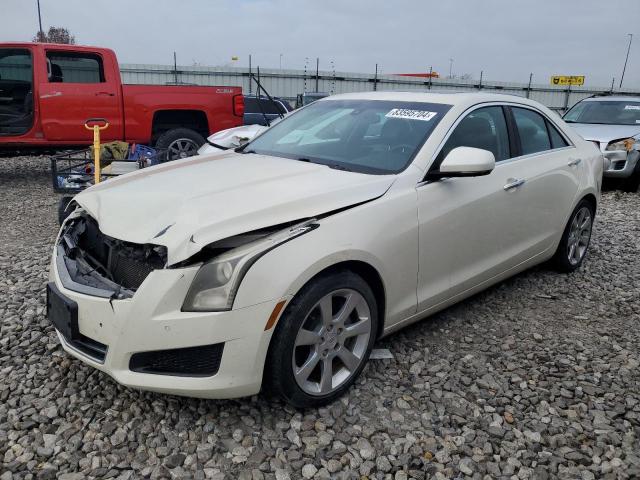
[250,68,271,127]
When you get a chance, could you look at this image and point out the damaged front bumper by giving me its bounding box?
[603,149,639,178]
[48,215,284,399]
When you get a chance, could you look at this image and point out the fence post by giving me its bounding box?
[563,84,571,112]
[478,71,483,90]
[374,63,378,91]
[428,66,432,90]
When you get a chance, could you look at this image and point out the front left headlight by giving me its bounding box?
[182,220,317,312]
[606,138,637,152]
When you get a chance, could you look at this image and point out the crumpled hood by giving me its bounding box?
[569,123,640,146]
[74,152,395,265]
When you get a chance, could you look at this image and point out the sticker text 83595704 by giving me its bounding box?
[385,109,438,121]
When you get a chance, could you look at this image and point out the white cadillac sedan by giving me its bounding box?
[48,92,602,407]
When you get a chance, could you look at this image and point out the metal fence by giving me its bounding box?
[121,63,639,113]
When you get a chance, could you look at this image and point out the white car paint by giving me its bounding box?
[197,124,269,155]
[49,92,602,400]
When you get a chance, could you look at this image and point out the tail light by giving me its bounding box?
[233,94,244,117]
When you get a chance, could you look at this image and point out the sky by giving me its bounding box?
[2,0,639,89]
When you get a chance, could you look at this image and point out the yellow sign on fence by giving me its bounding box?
[551,75,585,86]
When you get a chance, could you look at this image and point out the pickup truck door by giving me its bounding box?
[38,49,123,142]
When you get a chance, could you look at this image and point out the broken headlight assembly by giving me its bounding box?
[606,138,638,152]
[182,220,318,312]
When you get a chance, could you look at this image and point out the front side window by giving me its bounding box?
[564,100,640,126]
[46,52,104,83]
[436,106,511,165]
[512,107,551,155]
[244,100,451,174]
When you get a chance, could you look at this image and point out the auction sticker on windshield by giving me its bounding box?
[385,109,438,121]
[624,105,640,110]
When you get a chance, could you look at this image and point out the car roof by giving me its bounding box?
[581,95,640,103]
[322,91,547,110]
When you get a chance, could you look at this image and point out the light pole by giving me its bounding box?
[449,58,454,79]
[620,33,633,89]
[279,54,283,70]
[36,0,44,41]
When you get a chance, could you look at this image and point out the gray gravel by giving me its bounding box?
[1,156,639,480]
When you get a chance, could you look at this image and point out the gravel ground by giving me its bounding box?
[1,156,639,480]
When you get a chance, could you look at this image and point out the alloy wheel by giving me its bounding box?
[292,288,372,396]
[567,206,592,265]
[167,138,199,160]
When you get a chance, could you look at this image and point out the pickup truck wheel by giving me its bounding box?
[155,128,205,162]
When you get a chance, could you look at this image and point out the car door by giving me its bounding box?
[501,106,582,266]
[416,105,520,311]
[38,50,122,142]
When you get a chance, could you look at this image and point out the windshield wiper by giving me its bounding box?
[241,149,257,154]
[326,163,353,172]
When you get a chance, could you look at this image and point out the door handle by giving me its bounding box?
[95,92,115,97]
[503,178,526,191]
[568,158,582,167]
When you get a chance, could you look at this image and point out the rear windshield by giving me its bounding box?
[243,99,451,174]
[564,100,640,126]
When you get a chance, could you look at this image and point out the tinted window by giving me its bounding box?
[0,49,32,82]
[245,97,288,115]
[547,121,569,149]
[437,106,511,165]
[246,99,451,174]
[46,52,104,83]
[512,108,551,155]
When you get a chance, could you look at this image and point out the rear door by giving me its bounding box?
[38,50,123,142]
[500,106,582,265]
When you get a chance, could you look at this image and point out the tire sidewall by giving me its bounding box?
[553,199,595,272]
[267,270,378,408]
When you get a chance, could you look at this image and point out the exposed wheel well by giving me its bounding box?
[296,261,386,340]
[151,110,209,140]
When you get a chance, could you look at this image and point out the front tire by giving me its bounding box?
[154,128,205,162]
[265,270,378,408]
[551,199,594,272]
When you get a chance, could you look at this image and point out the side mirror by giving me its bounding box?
[428,146,495,179]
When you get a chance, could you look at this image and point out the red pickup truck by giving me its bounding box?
[0,43,244,157]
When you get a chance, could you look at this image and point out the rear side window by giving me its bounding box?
[512,108,551,155]
[436,106,511,165]
[547,121,569,149]
[46,52,104,83]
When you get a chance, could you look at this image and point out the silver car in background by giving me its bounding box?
[564,95,640,192]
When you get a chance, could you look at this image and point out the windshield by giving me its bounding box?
[243,99,451,174]
[564,100,640,125]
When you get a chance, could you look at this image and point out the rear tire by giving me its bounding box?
[154,128,205,162]
[550,199,595,273]
[265,270,378,408]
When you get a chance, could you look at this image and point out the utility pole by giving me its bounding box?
[478,70,483,90]
[279,54,283,70]
[428,66,433,90]
[449,58,454,79]
[36,0,44,41]
[620,33,633,89]
[315,57,319,92]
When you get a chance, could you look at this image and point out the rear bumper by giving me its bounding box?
[49,254,283,399]
[603,150,639,178]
